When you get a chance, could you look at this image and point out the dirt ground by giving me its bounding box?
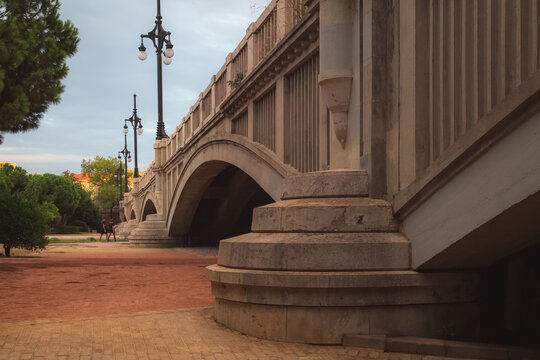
[0,243,217,323]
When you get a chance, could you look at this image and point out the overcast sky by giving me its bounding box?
[0,0,270,174]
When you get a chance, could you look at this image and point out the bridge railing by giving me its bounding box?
[156,0,310,168]
[131,164,154,195]
[391,0,540,213]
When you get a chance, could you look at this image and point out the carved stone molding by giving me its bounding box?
[318,71,352,146]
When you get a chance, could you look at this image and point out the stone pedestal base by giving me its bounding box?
[115,220,138,238]
[206,171,480,344]
[129,214,185,247]
[213,299,479,344]
[207,265,479,344]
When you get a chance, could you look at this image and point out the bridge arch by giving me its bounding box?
[140,192,159,222]
[167,136,296,243]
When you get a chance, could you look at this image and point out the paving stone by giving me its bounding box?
[0,301,474,360]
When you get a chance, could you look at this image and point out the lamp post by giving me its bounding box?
[118,134,131,194]
[137,0,175,140]
[114,164,123,201]
[124,94,143,178]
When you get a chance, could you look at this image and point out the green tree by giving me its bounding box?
[25,173,81,225]
[81,156,128,211]
[81,156,122,187]
[0,164,51,257]
[67,174,99,230]
[0,0,79,143]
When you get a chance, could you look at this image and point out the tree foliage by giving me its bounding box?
[0,164,51,256]
[24,173,81,225]
[0,165,100,256]
[81,156,129,211]
[66,173,99,229]
[81,156,122,187]
[0,0,79,143]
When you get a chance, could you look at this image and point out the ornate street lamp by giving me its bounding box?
[118,134,132,193]
[124,94,143,178]
[114,164,123,201]
[137,0,174,140]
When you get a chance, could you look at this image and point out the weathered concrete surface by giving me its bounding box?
[282,170,369,199]
[217,232,410,270]
[401,109,540,269]
[252,198,398,233]
[212,298,478,344]
[207,170,480,344]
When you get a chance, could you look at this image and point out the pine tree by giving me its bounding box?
[0,0,79,143]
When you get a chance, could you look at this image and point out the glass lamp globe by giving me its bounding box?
[137,126,143,135]
[123,125,128,134]
[163,56,172,65]
[128,156,132,163]
[164,46,174,58]
[138,44,147,61]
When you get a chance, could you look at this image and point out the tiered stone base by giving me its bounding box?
[129,214,185,247]
[206,170,480,344]
[115,220,138,239]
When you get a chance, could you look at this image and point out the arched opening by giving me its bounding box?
[171,163,274,247]
[130,209,136,220]
[141,200,157,221]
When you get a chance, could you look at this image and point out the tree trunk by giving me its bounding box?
[4,244,10,257]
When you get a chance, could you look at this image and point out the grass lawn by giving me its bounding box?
[48,238,129,244]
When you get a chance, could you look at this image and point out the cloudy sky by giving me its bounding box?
[0,0,270,174]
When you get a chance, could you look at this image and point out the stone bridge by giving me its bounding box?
[118,0,540,347]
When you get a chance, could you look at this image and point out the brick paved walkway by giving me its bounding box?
[0,307,462,360]
[0,244,468,359]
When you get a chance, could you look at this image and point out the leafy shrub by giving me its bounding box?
[69,220,89,232]
[51,225,82,234]
[227,72,244,88]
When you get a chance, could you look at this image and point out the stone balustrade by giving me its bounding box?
[156,0,306,168]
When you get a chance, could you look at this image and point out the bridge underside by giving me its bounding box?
[164,159,277,247]
[180,164,274,247]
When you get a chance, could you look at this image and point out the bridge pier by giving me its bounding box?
[115,220,138,239]
[129,214,185,248]
[206,171,480,344]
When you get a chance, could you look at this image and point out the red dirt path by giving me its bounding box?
[0,244,217,323]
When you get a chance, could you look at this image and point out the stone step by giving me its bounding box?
[218,232,410,271]
[129,228,169,237]
[145,213,163,221]
[129,238,184,248]
[207,264,480,344]
[281,170,369,199]
[131,220,168,230]
[252,197,397,233]
[380,336,540,360]
[127,218,183,247]
[206,264,480,303]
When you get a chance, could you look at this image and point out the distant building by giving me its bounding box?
[72,173,94,194]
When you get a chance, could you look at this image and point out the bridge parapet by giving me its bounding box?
[131,163,154,195]
[160,0,318,171]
